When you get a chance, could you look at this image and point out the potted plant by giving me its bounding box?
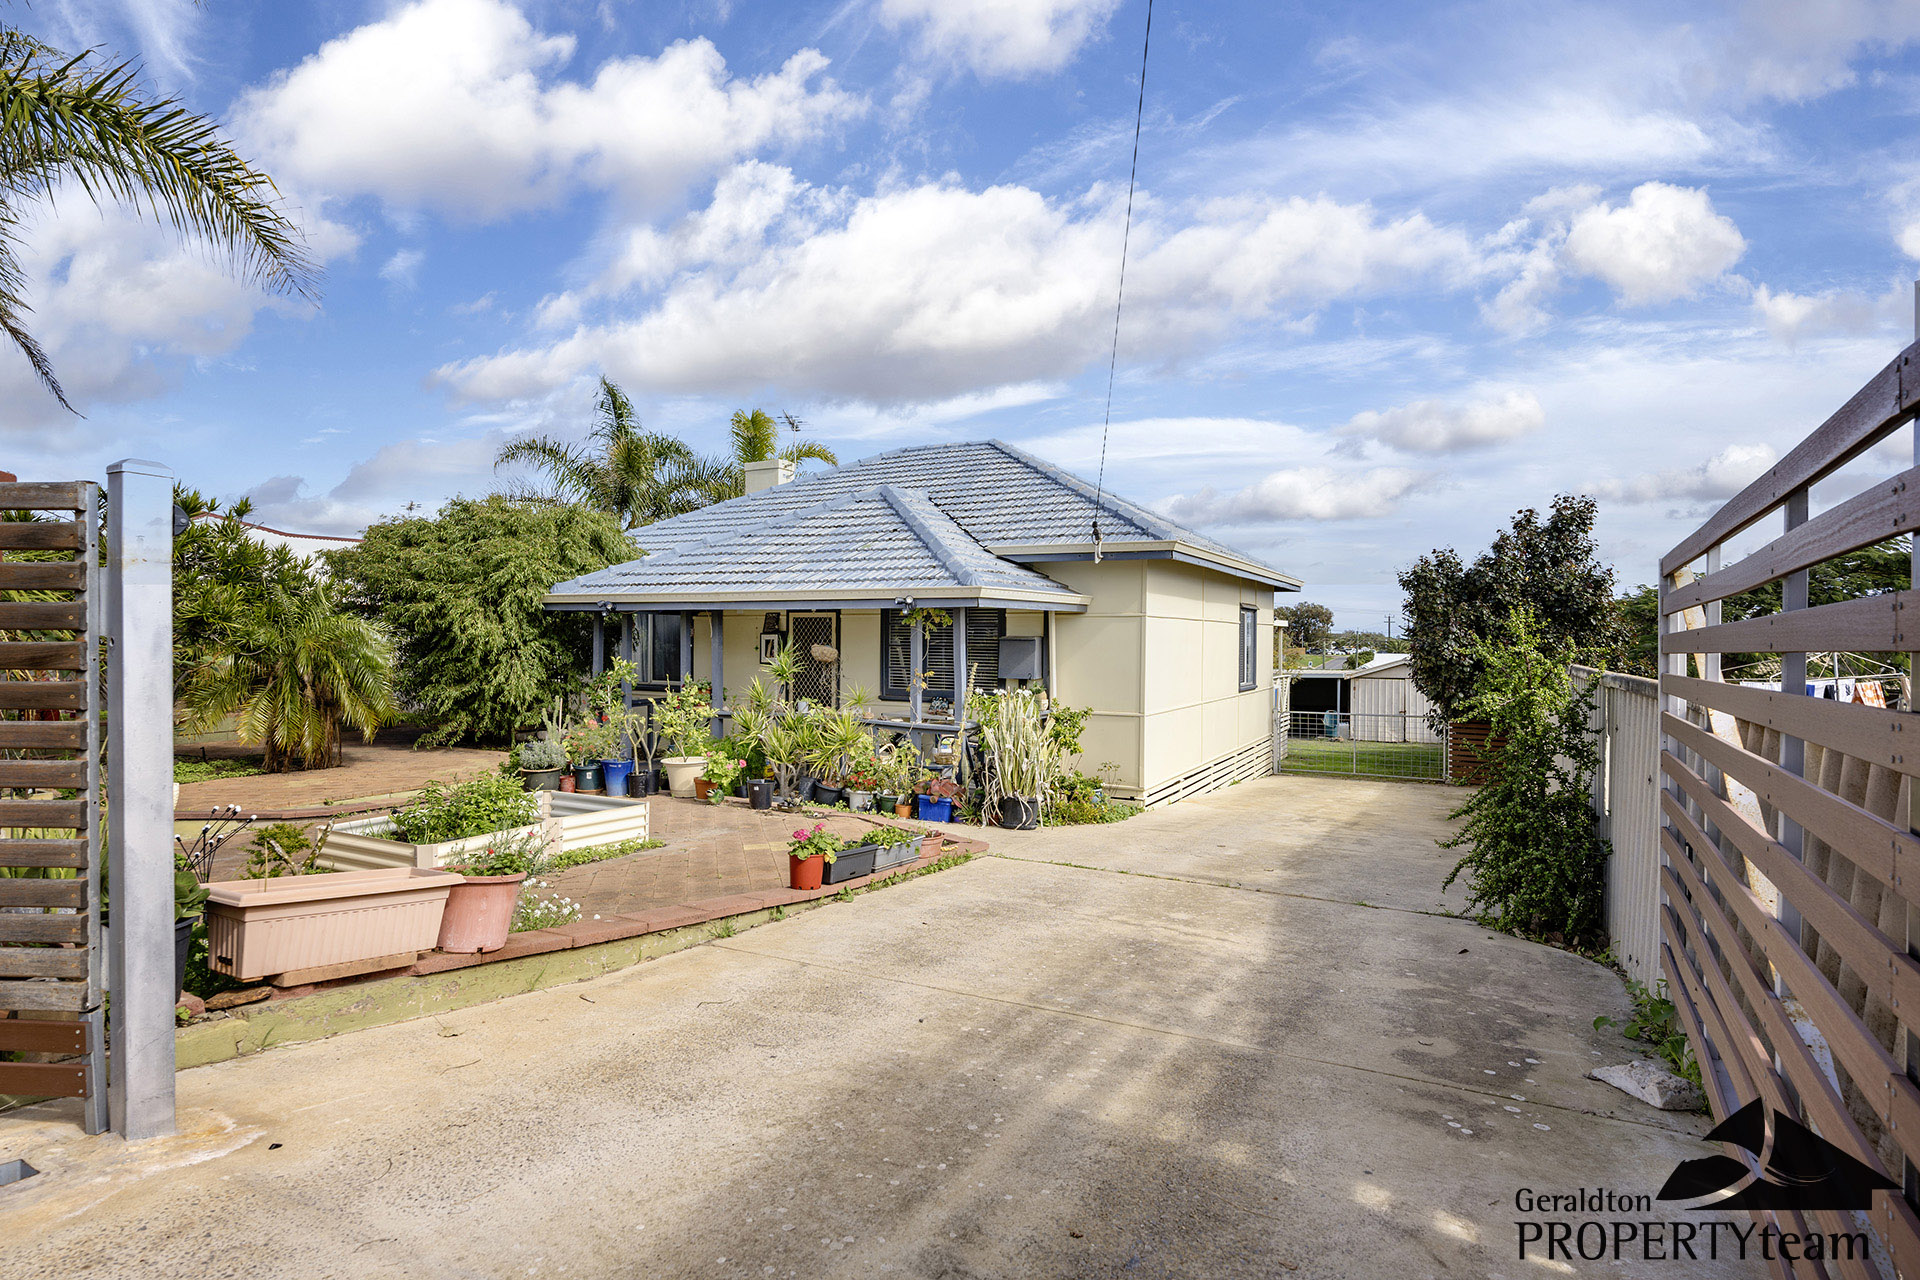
[804,705,866,807]
[915,775,962,823]
[174,853,208,995]
[565,715,618,792]
[844,763,880,813]
[518,736,567,791]
[657,681,715,798]
[869,825,925,872]
[699,752,745,803]
[876,739,919,817]
[438,833,541,954]
[972,687,1056,830]
[787,822,841,890]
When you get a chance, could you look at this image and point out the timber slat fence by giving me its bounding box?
[1660,337,1920,1275]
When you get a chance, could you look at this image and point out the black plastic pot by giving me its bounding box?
[997,796,1040,830]
[746,779,773,810]
[823,843,877,884]
[175,916,196,996]
[627,768,654,797]
[812,783,846,807]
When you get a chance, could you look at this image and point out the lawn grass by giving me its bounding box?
[173,756,266,784]
[545,836,666,872]
[1281,735,1445,781]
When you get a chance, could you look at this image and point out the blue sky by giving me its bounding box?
[10,0,1920,630]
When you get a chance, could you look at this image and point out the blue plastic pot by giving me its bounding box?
[599,759,635,796]
[915,795,954,822]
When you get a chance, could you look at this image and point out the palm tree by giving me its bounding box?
[0,28,314,410]
[712,409,838,498]
[179,585,396,772]
[495,378,725,528]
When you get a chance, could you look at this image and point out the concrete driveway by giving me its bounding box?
[2,774,1760,1278]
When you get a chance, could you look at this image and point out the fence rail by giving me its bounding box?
[1658,334,1920,1276]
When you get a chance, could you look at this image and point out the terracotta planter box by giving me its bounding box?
[204,867,464,982]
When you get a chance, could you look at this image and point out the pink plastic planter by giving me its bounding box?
[436,873,528,954]
[204,867,464,982]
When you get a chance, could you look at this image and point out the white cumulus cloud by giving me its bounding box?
[233,0,864,220]
[435,173,1481,405]
[1561,181,1747,306]
[880,0,1121,78]
[1589,442,1779,505]
[1158,466,1430,526]
[1337,389,1544,454]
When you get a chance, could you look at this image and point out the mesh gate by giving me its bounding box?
[789,614,838,706]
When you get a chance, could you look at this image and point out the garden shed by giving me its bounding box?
[542,441,1301,806]
[1283,653,1434,741]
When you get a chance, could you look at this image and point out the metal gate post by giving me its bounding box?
[105,459,176,1140]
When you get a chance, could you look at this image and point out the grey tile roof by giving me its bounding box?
[550,485,1080,602]
[621,440,1290,575]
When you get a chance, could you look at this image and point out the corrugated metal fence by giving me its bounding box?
[1572,665,1662,987]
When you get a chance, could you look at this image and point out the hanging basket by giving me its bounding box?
[810,643,840,664]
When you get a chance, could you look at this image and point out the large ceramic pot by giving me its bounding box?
[746,779,773,810]
[600,759,635,796]
[997,796,1040,830]
[789,853,825,891]
[572,762,603,792]
[662,757,704,798]
[520,766,563,792]
[436,872,528,954]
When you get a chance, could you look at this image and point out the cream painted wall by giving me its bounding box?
[642,558,1274,801]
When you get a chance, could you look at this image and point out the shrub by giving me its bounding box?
[1439,608,1610,948]
[392,774,540,845]
[244,823,325,878]
[518,737,566,770]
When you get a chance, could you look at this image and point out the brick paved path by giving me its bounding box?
[548,795,955,919]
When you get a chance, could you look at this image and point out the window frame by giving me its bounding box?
[879,608,1005,703]
[1238,605,1258,692]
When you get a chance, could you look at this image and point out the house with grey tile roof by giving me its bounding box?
[545,441,1300,806]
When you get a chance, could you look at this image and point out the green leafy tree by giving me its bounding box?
[708,409,837,498]
[0,27,313,408]
[324,497,639,746]
[172,494,309,681]
[178,583,395,772]
[1398,495,1617,725]
[1440,609,1610,948]
[1275,601,1333,651]
[494,378,723,528]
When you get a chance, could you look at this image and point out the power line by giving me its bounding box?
[1091,0,1153,557]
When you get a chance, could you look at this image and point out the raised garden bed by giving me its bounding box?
[322,794,651,871]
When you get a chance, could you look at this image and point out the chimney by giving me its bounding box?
[743,459,794,494]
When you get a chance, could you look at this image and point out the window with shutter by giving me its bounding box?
[881,609,1003,701]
